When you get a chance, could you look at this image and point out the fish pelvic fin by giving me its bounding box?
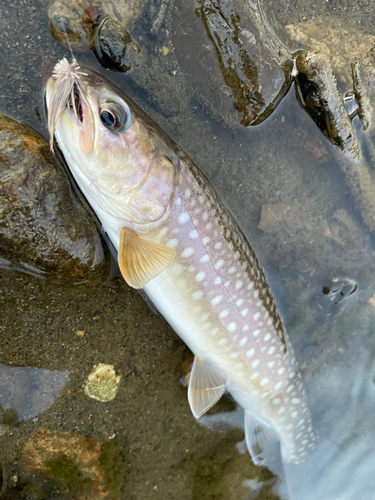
[188,356,226,419]
[244,411,278,466]
[118,227,176,289]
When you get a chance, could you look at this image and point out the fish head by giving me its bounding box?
[46,59,178,225]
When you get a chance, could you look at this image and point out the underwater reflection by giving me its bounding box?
[283,310,375,499]
[0,363,69,423]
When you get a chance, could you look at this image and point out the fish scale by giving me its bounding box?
[46,59,317,465]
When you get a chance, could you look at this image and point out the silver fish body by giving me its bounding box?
[46,59,317,464]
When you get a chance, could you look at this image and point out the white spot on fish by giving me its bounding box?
[219,310,229,319]
[230,352,240,358]
[192,291,203,300]
[214,277,222,285]
[268,346,276,355]
[260,378,269,386]
[202,212,209,221]
[278,367,286,375]
[218,338,228,346]
[185,188,191,197]
[196,272,205,282]
[200,313,209,321]
[253,329,260,337]
[253,312,261,321]
[292,398,301,404]
[247,282,254,290]
[189,230,199,239]
[199,254,210,263]
[267,318,272,325]
[211,327,219,335]
[167,238,178,248]
[278,407,286,414]
[171,264,183,275]
[211,295,223,305]
[252,359,260,368]
[239,336,248,346]
[181,247,194,258]
[264,333,272,342]
[227,322,237,332]
[202,237,210,245]
[250,372,259,380]
[246,348,255,357]
[205,223,212,230]
[241,308,249,317]
[243,325,249,332]
[178,212,189,224]
[291,411,298,418]
[267,361,275,369]
[254,290,259,299]
[228,266,236,274]
[214,242,222,250]
[272,398,281,405]
[215,260,224,270]
[235,280,243,290]
[236,298,244,307]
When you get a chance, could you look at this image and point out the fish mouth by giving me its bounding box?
[67,82,84,124]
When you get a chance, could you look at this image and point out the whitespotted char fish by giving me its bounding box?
[46,58,317,464]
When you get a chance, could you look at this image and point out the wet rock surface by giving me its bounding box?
[48,0,148,53]
[22,429,124,500]
[0,114,106,283]
[173,0,292,128]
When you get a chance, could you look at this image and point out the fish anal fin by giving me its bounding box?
[188,357,226,419]
[118,227,175,289]
[244,411,277,466]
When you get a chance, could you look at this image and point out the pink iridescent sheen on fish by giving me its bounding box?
[46,58,317,464]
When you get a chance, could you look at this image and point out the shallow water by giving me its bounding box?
[1,0,375,498]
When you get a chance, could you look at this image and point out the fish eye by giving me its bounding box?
[100,108,117,128]
[99,99,131,133]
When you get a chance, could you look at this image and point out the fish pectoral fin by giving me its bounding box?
[244,411,277,466]
[118,226,176,289]
[188,356,226,419]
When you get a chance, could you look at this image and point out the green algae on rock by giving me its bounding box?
[0,114,107,284]
[23,428,124,499]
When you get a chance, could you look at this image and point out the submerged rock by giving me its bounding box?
[48,0,145,71]
[173,0,292,128]
[94,17,142,73]
[23,428,123,499]
[0,114,106,283]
